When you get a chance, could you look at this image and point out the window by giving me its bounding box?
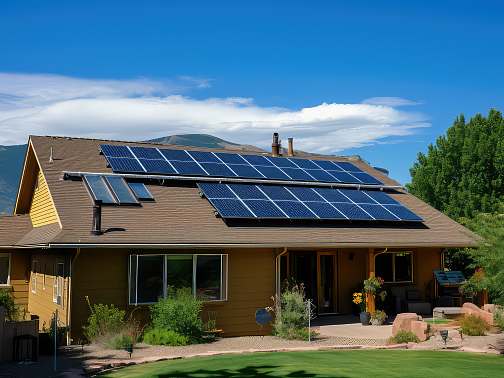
[0,253,10,286]
[129,254,228,305]
[53,261,64,305]
[31,260,39,293]
[375,252,413,283]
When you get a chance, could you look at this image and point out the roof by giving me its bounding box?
[3,135,481,249]
[0,215,33,247]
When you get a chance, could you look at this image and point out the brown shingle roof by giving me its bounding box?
[18,135,479,248]
[0,215,33,247]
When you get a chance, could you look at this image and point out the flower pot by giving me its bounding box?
[360,311,371,325]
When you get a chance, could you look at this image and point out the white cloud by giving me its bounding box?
[0,73,429,152]
[362,97,421,107]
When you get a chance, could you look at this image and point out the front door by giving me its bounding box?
[317,252,338,314]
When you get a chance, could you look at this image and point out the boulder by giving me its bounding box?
[483,304,496,313]
[410,320,429,342]
[392,313,421,336]
[462,302,493,326]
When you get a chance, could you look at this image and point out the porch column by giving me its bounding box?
[366,249,376,313]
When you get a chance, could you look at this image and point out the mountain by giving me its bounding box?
[147,134,265,152]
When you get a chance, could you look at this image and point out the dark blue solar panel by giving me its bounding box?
[104,176,138,204]
[328,171,361,184]
[107,157,145,173]
[268,157,298,168]
[287,187,322,202]
[275,201,316,219]
[128,182,154,200]
[187,151,220,163]
[305,170,339,182]
[331,203,373,220]
[198,183,236,199]
[314,188,352,203]
[338,189,376,204]
[311,160,339,170]
[365,191,400,205]
[243,200,286,218]
[139,159,176,174]
[241,154,274,166]
[351,172,382,185]
[385,205,423,221]
[170,161,207,175]
[214,152,247,164]
[101,144,134,158]
[359,204,398,220]
[254,166,290,180]
[130,146,162,159]
[258,185,297,201]
[229,164,264,178]
[304,202,347,219]
[333,161,364,172]
[281,168,315,181]
[159,149,193,162]
[209,198,254,218]
[228,184,266,200]
[290,159,319,169]
[199,163,237,177]
[84,175,116,204]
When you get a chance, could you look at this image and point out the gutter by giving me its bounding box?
[62,171,407,192]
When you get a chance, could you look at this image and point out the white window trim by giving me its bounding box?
[31,259,38,293]
[375,251,414,284]
[128,253,228,305]
[0,253,11,286]
[53,261,65,305]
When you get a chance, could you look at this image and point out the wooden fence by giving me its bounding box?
[0,306,39,362]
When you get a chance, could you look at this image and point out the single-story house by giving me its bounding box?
[0,134,479,343]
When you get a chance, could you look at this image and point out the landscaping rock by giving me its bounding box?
[392,313,421,336]
[462,303,494,326]
[483,304,496,313]
[411,320,429,341]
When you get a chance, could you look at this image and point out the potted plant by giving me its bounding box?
[353,292,370,325]
[370,310,387,326]
[363,276,384,294]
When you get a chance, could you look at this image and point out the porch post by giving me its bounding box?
[366,249,376,314]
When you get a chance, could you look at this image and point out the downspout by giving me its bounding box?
[66,247,81,345]
[275,248,288,297]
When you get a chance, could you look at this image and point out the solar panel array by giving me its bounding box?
[198,183,423,222]
[100,144,382,185]
[83,175,153,205]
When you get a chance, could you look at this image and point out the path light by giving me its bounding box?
[125,343,133,358]
[440,330,449,347]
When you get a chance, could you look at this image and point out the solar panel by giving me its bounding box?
[83,175,116,204]
[198,183,423,222]
[101,144,384,185]
[128,182,154,200]
[104,176,138,204]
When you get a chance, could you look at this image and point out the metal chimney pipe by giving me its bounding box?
[287,138,294,157]
[272,133,280,157]
[91,200,103,235]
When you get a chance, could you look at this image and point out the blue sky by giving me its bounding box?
[1,1,504,183]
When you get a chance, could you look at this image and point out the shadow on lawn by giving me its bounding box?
[156,364,345,378]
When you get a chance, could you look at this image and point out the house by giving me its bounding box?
[0,134,479,343]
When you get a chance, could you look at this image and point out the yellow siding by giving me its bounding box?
[29,170,59,227]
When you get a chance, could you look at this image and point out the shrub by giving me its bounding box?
[494,306,504,331]
[150,288,203,342]
[0,290,18,321]
[388,330,420,344]
[83,303,126,342]
[106,332,134,350]
[143,328,189,346]
[460,314,490,336]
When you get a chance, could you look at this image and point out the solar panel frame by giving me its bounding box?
[104,176,139,205]
[83,175,117,204]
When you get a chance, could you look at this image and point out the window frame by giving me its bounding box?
[0,253,11,287]
[53,260,65,305]
[374,251,414,284]
[31,259,39,293]
[128,253,228,305]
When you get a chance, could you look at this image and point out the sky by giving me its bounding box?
[1,1,504,184]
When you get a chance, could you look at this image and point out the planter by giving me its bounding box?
[360,311,371,325]
[370,318,385,326]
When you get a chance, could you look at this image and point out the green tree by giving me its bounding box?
[408,109,504,219]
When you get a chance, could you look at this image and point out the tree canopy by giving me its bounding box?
[408,109,504,219]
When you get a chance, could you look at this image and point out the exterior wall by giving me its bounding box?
[413,248,442,301]
[0,251,30,317]
[28,169,59,227]
[70,248,276,341]
[27,252,71,331]
[337,249,367,313]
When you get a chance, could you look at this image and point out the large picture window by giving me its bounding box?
[375,251,413,283]
[129,254,228,305]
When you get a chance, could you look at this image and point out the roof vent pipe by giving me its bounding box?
[287,138,294,157]
[272,132,280,157]
[91,200,103,235]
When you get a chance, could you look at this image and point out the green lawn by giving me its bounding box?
[101,350,503,378]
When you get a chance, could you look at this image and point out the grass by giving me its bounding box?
[424,318,452,325]
[100,350,503,378]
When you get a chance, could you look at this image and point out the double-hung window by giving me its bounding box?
[375,251,413,283]
[53,261,64,305]
[0,253,10,286]
[129,254,228,305]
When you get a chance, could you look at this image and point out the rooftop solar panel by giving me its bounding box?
[187,151,220,163]
[100,144,134,158]
[229,164,264,178]
[198,183,236,199]
[331,203,373,220]
[170,161,207,176]
[84,175,116,204]
[304,169,339,182]
[275,201,317,219]
[159,149,193,162]
[281,167,315,181]
[338,189,376,204]
[351,172,383,185]
[268,157,298,168]
[128,182,154,200]
[289,159,320,170]
[213,152,247,164]
[209,198,254,218]
[333,161,364,172]
[243,200,286,218]
[199,162,236,177]
[304,202,347,219]
[130,146,163,160]
[287,187,322,202]
[228,184,267,200]
[104,176,138,204]
[241,154,274,166]
[384,205,423,221]
[314,188,352,203]
[254,166,290,180]
[359,204,398,221]
[139,159,176,174]
[259,185,297,201]
[107,157,145,173]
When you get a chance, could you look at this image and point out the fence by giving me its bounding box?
[0,306,39,362]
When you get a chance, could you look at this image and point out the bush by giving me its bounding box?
[388,330,420,344]
[143,328,189,346]
[83,303,126,342]
[494,306,504,331]
[106,332,134,350]
[0,290,18,321]
[150,288,203,342]
[270,283,316,341]
[460,314,490,336]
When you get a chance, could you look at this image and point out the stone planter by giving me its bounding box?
[360,311,371,325]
